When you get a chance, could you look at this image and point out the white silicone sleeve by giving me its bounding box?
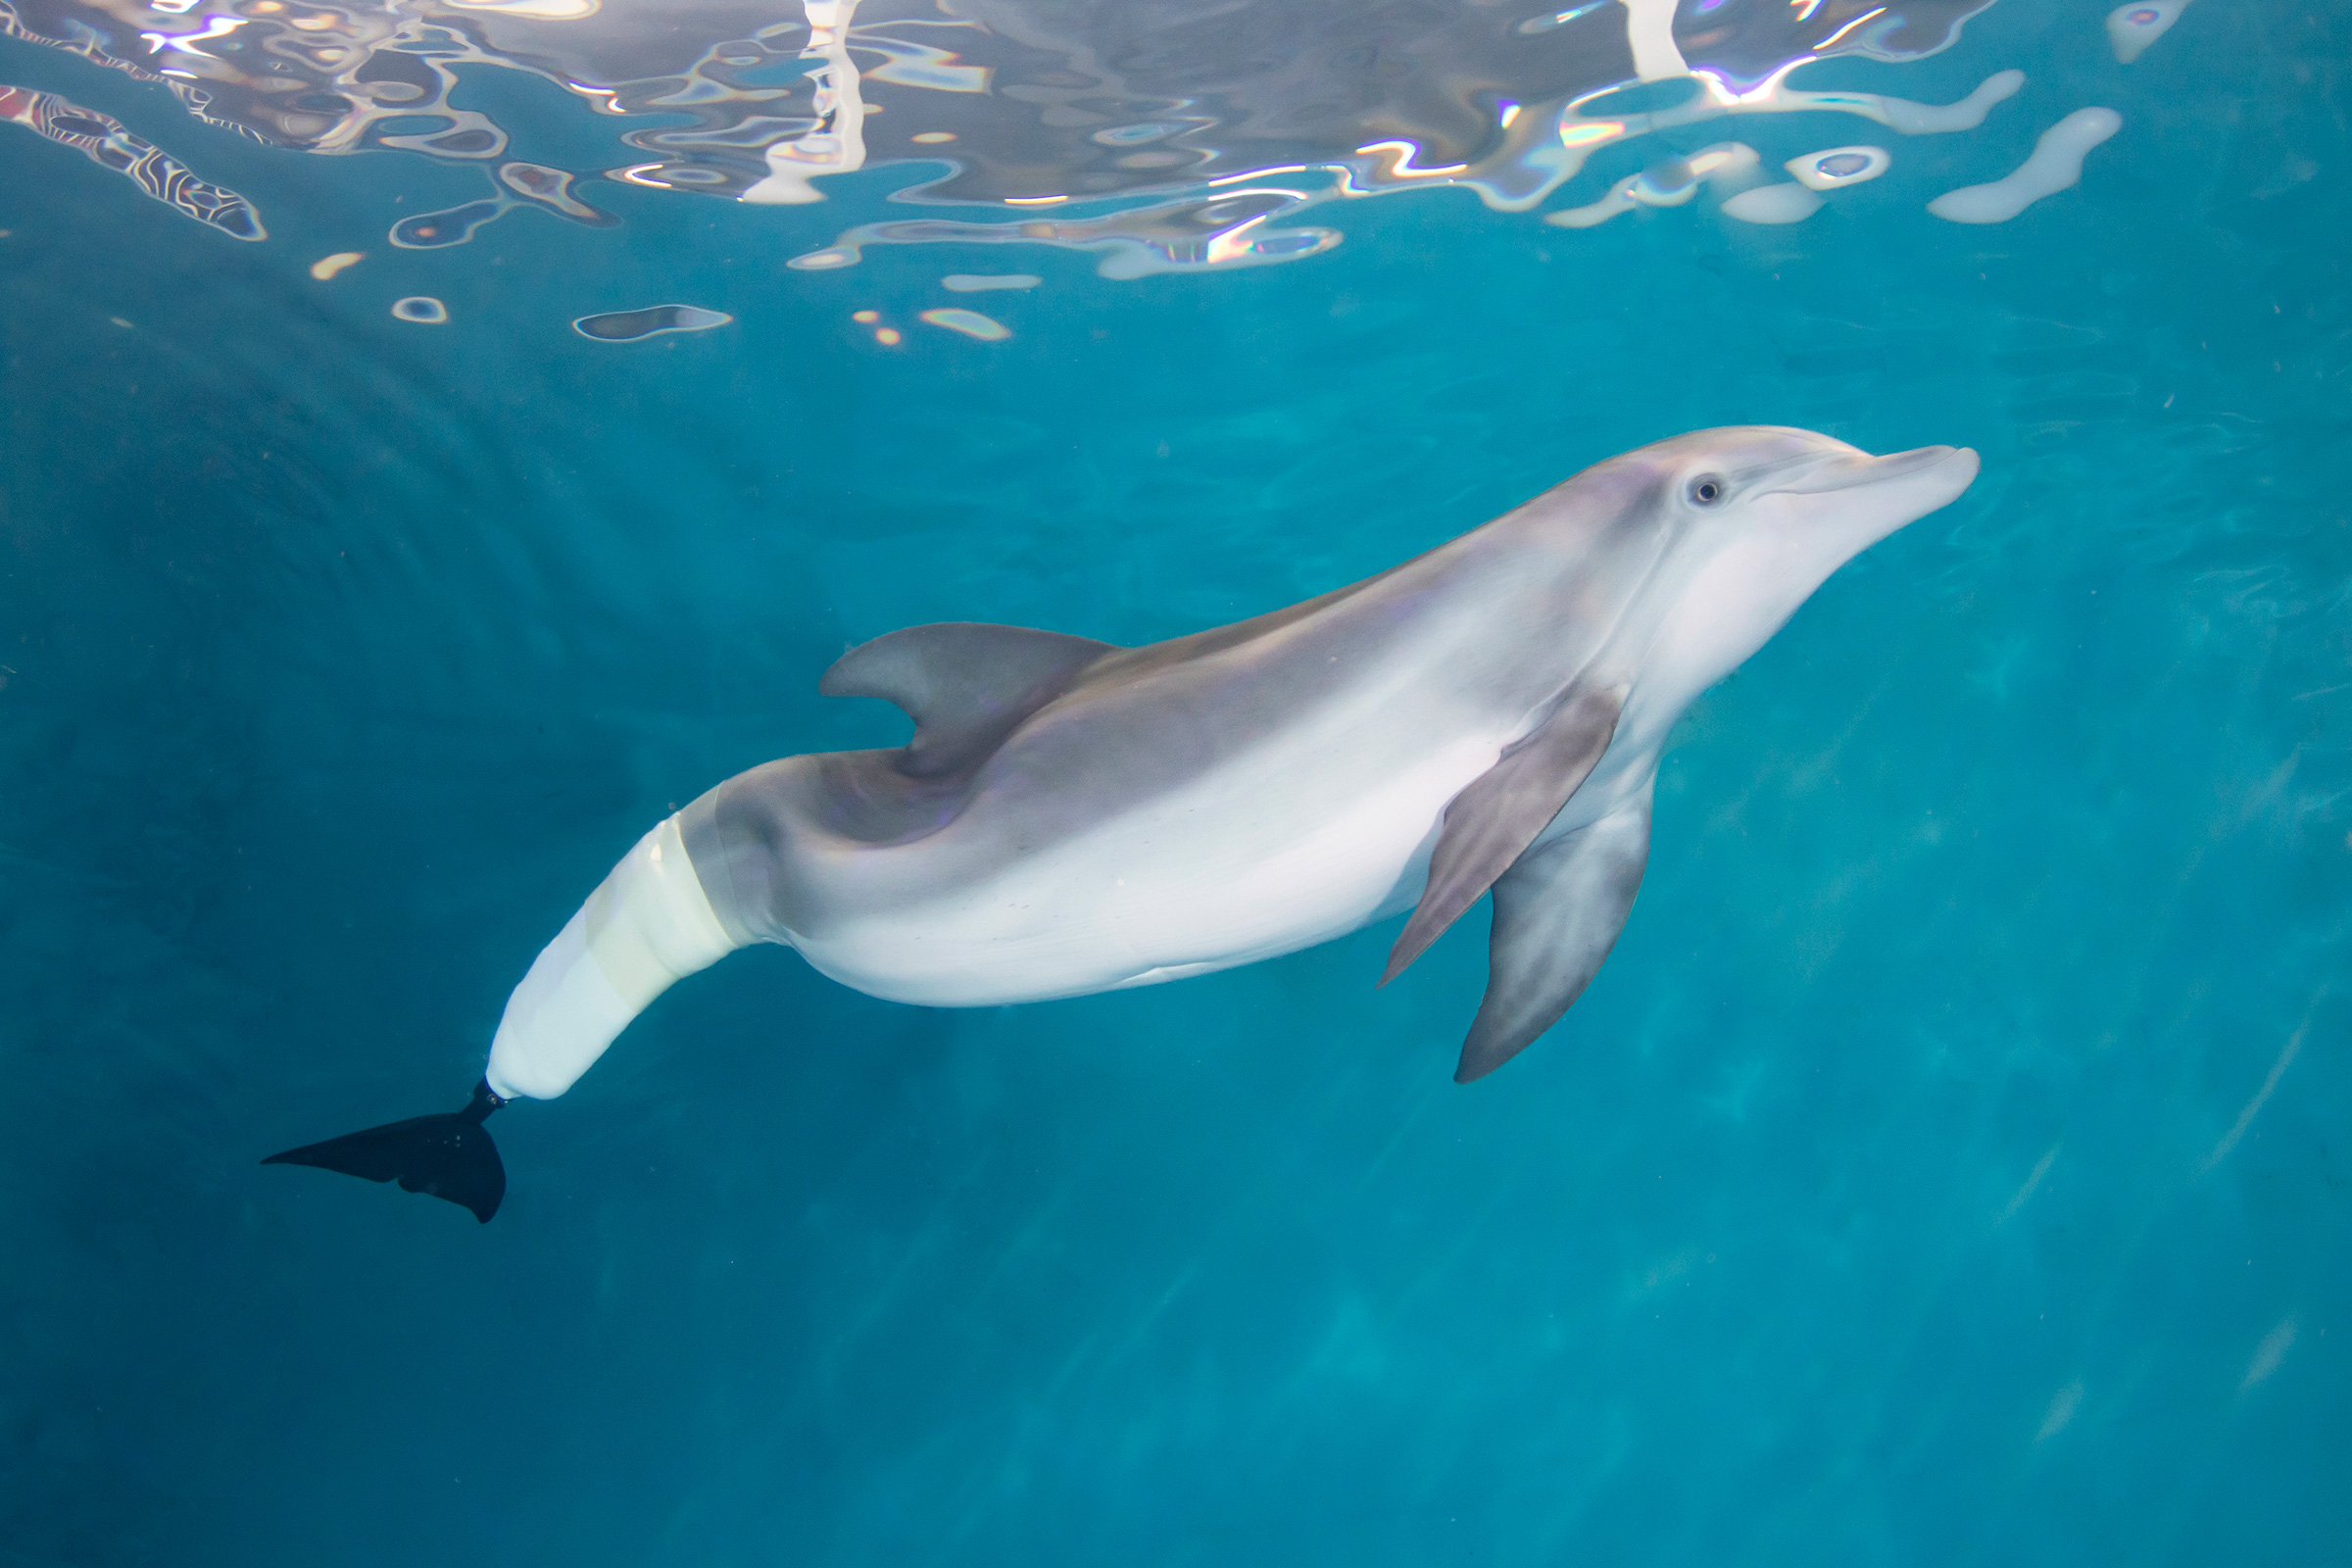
[485,814,738,1101]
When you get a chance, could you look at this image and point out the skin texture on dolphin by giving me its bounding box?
[264,425,1979,1220]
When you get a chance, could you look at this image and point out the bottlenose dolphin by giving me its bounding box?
[267,425,1978,1221]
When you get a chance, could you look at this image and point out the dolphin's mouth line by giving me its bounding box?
[1757,444,1964,497]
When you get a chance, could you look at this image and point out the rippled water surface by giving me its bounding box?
[2,0,2348,1563]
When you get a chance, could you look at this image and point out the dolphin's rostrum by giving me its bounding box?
[266,426,1979,1220]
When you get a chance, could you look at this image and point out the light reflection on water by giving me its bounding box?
[2,0,2014,270]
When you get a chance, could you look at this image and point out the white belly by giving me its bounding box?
[789,725,1504,1006]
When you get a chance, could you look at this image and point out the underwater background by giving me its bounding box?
[2,0,2348,1562]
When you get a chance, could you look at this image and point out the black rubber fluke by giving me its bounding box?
[264,1079,508,1223]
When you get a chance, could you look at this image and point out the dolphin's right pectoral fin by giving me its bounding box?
[1454,793,1651,1083]
[1382,683,1624,984]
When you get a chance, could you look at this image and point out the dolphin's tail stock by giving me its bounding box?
[263,1079,509,1223]
[262,810,743,1224]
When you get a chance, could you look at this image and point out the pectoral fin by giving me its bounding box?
[1454,791,1650,1083]
[1381,683,1624,984]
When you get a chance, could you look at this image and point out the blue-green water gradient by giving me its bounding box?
[2,3,2347,1563]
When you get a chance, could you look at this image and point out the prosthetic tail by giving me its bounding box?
[263,813,740,1222]
[263,1079,508,1223]
[483,812,739,1101]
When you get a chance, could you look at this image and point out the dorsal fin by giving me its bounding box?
[818,621,1118,778]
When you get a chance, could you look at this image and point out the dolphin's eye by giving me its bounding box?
[1688,475,1725,507]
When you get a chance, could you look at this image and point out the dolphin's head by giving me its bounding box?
[1638,424,1978,561]
[1611,424,1980,715]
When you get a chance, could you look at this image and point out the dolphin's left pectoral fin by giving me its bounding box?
[1382,683,1624,985]
[1454,794,1651,1082]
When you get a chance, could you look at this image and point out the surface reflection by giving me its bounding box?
[0,79,264,236]
[4,0,2013,270]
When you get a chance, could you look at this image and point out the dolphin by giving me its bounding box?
[266,425,1978,1221]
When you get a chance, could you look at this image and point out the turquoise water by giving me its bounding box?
[3,0,2348,1562]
